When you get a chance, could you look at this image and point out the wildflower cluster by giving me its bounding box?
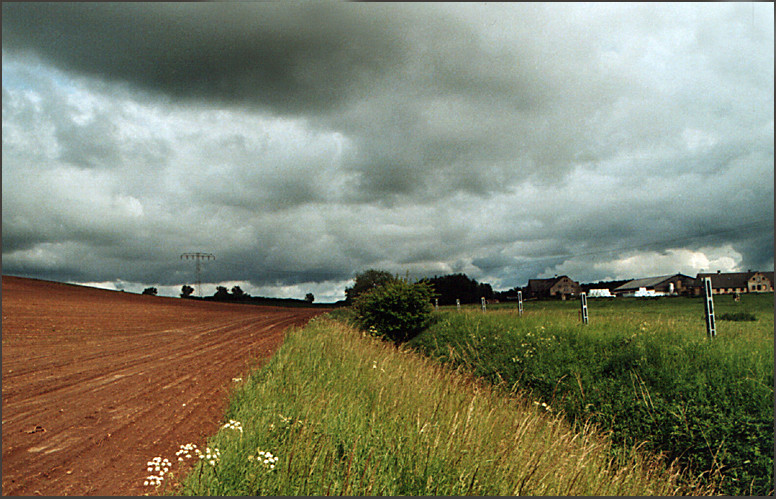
[248,449,279,470]
[511,328,556,364]
[144,474,164,487]
[222,419,244,434]
[200,446,221,466]
[143,456,171,487]
[175,443,199,462]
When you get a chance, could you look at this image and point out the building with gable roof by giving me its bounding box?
[525,275,581,300]
[612,274,696,297]
[693,271,774,295]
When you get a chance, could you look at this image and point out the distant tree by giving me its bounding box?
[345,269,396,304]
[231,285,247,299]
[422,273,493,305]
[214,286,231,300]
[305,293,315,303]
[142,287,158,296]
[494,286,522,301]
[180,284,195,298]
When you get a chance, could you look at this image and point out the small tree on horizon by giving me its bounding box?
[305,293,315,303]
[142,287,158,296]
[180,284,195,298]
[345,269,396,304]
[214,286,231,300]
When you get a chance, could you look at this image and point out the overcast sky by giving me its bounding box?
[3,2,773,301]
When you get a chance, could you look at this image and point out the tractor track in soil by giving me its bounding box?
[2,276,326,496]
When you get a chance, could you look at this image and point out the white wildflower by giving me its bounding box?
[251,449,279,471]
[199,446,220,466]
[222,419,244,434]
[176,443,199,461]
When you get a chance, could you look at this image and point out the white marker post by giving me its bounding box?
[435,298,439,311]
[456,298,461,312]
[580,292,589,325]
[481,297,486,312]
[702,277,716,338]
[517,290,523,316]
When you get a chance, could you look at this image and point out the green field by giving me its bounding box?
[169,316,714,496]
[159,293,772,496]
[408,293,774,495]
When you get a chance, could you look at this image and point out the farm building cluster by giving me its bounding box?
[521,271,774,300]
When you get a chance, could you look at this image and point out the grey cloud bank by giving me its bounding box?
[2,2,773,301]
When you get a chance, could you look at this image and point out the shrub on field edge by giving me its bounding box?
[353,277,435,345]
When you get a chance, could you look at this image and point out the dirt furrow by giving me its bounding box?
[1,276,326,496]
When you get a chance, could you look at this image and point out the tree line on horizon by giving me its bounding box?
[345,270,494,305]
[179,283,320,307]
[169,269,631,306]
[346,269,634,305]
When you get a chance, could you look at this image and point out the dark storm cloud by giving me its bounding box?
[2,3,773,300]
[1,2,407,113]
[1,2,613,198]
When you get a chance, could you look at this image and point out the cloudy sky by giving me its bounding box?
[3,2,773,302]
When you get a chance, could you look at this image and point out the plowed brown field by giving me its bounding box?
[1,276,325,496]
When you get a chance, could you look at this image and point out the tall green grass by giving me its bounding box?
[408,294,774,495]
[172,316,713,495]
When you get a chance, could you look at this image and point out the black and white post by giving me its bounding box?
[481,296,487,312]
[702,277,716,338]
[456,298,461,312]
[517,290,523,316]
[580,292,589,325]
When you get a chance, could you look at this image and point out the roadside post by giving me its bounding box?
[481,297,487,312]
[456,298,461,312]
[580,292,589,325]
[517,290,523,316]
[702,277,716,338]
[435,298,438,311]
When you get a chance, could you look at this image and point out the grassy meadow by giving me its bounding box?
[408,293,774,495]
[167,316,714,496]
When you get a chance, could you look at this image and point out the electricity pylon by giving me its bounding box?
[180,252,215,297]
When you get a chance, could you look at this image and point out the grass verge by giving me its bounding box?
[169,315,713,495]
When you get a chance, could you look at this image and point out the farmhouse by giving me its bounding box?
[525,275,581,300]
[693,271,774,295]
[613,274,695,297]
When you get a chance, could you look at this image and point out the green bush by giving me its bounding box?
[352,277,435,345]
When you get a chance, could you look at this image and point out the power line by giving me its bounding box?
[180,252,215,297]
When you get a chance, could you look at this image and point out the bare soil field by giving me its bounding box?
[1,275,325,496]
